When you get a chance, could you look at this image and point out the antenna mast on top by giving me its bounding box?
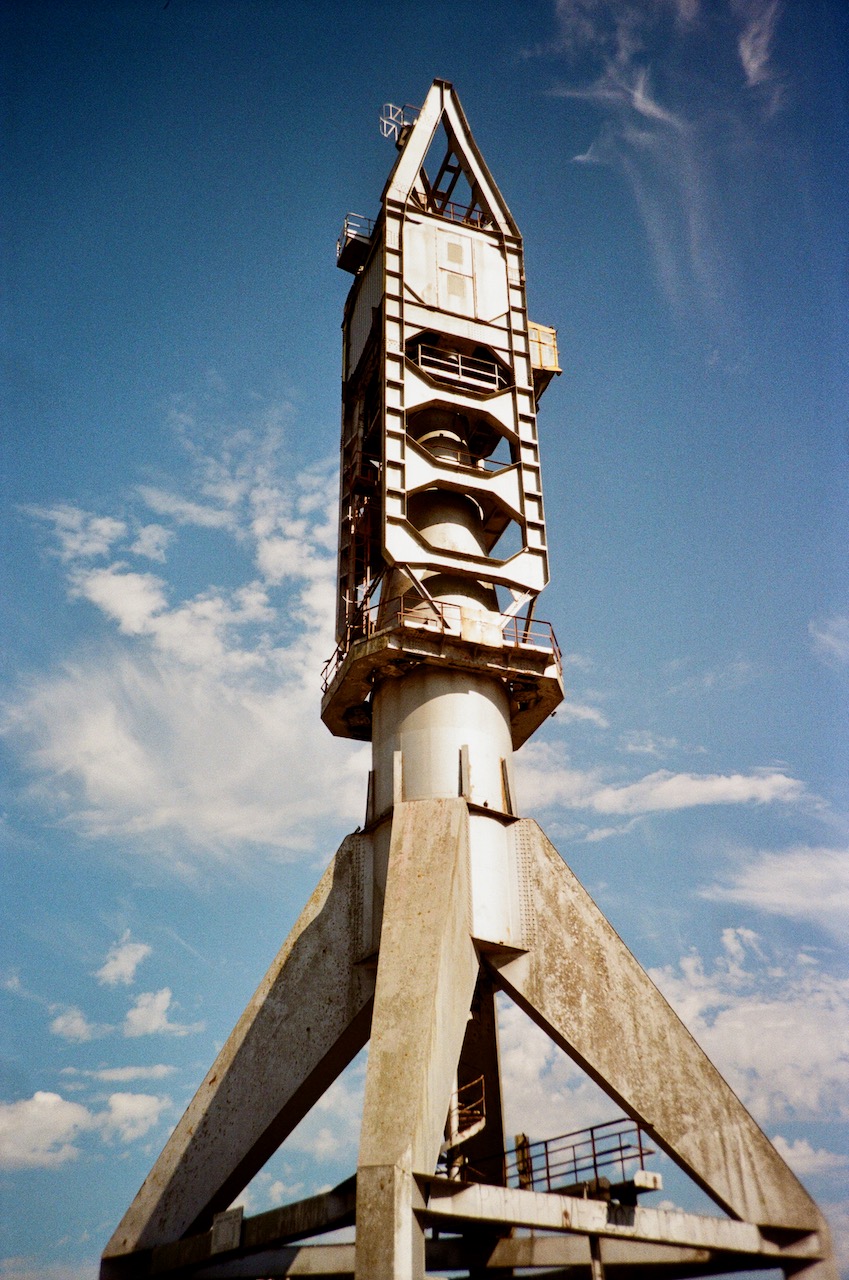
[379,101,419,143]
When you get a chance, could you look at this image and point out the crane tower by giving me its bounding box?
[101,80,835,1280]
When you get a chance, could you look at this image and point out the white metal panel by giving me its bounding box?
[403,219,438,308]
[473,236,509,324]
[347,250,384,377]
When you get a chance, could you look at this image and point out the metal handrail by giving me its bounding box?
[436,199,492,227]
[411,341,509,393]
[322,598,561,693]
[503,1120,653,1195]
[336,213,375,260]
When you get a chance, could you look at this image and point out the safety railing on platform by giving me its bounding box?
[336,213,375,262]
[504,1119,653,1195]
[322,597,561,693]
[409,341,509,393]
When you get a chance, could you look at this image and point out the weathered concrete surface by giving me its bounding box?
[356,799,480,1278]
[103,833,374,1258]
[421,1178,825,1263]
[490,821,835,1264]
[354,1165,425,1280]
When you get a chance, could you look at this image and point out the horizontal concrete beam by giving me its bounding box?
[418,1178,825,1263]
[190,1243,355,1278]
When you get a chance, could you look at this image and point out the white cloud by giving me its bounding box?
[733,0,781,88]
[130,523,173,562]
[123,989,204,1038]
[0,1093,93,1168]
[702,846,849,942]
[770,1136,849,1178]
[556,699,609,729]
[70,565,168,635]
[542,2,790,322]
[95,932,152,985]
[49,1007,105,1044]
[589,767,803,813]
[0,1089,170,1170]
[649,931,849,1125]
[285,1056,366,1164]
[5,433,370,861]
[809,614,849,665]
[498,997,621,1142]
[100,1092,170,1143]
[61,1064,176,1083]
[25,505,127,561]
[137,485,236,530]
[517,743,804,819]
[619,730,680,756]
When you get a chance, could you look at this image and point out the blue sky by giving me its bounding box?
[1,1,847,1276]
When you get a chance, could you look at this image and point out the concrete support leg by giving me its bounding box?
[356,799,481,1280]
[103,831,375,1258]
[489,820,837,1276]
[355,1164,426,1280]
[590,1234,605,1280]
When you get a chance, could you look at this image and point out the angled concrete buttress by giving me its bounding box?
[101,79,837,1280]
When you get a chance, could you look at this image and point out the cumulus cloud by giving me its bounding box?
[100,1092,170,1142]
[702,845,849,942]
[649,930,849,1125]
[95,932,152,986]
[284,1055,366,1164]
[49,1007,106,1043]
[0,1089,170,1169]
[0,1093,94,1168]
[123,988,204,1038]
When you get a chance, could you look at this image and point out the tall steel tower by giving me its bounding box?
[101,80,835,1280]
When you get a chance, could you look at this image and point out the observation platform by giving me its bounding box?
[321,598,564,748]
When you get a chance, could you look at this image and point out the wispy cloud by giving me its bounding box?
[25,505,127,562]
[517,741,804,820]
[701,844,849,942]
[3,422,369,861]
[809,614,849,665]
[538,0,790,324]
[61,1064,176,1083]
[733,0,783,104]
[130,523,173,562]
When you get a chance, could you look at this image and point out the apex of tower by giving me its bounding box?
[325,80,564,748]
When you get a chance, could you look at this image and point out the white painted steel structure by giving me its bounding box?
[101,80,836,1280]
